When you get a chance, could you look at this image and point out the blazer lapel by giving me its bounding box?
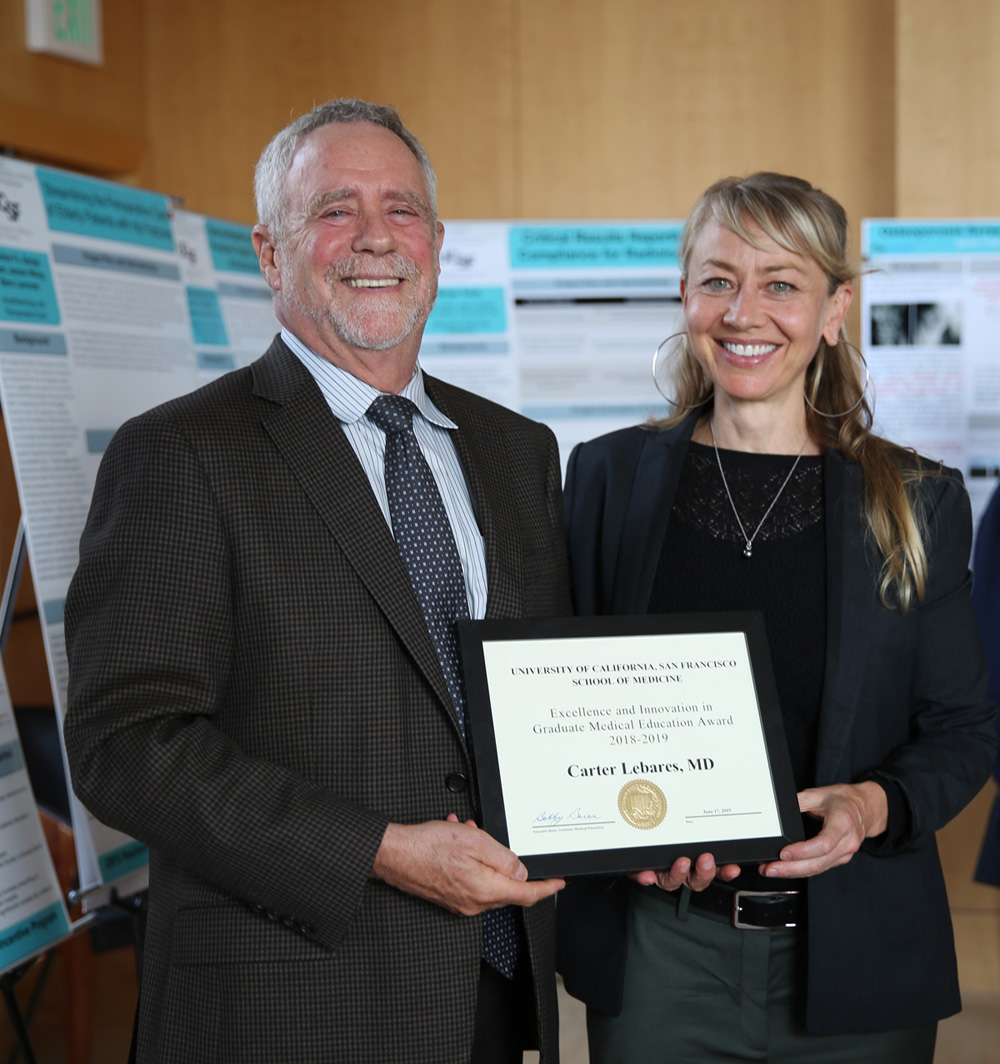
[251,342,462,735]
[815,450,874,783]
[425,377,523,621]
[612,415,697,615]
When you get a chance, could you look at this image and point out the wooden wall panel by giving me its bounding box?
[940,783,1000,995]
[137,0,517,223]
[518,0,896,248]
[897,0,1000,216]
[895,0,1000,991]
[0,0,145,174]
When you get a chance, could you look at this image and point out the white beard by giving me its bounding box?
[323,252,437,351]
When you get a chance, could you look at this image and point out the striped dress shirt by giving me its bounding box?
[282,327,488,620]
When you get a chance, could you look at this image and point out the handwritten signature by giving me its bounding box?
[533,807,601,825]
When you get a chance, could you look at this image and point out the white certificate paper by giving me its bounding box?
[460,613,802,878]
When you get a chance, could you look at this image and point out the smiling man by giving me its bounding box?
[252,114,444,384]
[63,99,571,1064]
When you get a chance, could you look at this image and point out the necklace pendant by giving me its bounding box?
[710,420,808,565]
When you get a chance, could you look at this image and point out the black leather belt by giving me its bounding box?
[661,882,804,929]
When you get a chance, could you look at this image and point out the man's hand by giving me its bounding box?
[371,817,565,915]
[759,781,889,879]
[631,853,741,892]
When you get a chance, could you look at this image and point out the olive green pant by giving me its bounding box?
[587,885,936,1063]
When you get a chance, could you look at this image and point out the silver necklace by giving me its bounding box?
[710,421,808,558]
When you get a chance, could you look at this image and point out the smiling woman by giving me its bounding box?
[656,173,928,608]
[680,220,851,437]
[556,172,996,1064]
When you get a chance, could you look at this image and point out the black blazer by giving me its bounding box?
[556,414,996,1035]
[973,482,1000,886]
[64,337,572,1064]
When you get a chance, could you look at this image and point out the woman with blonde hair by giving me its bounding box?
[556,172,996,1062]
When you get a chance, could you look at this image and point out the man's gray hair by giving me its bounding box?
[254,98,438,242]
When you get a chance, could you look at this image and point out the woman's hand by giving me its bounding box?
[759,781,889,879]
[630,853,742,892]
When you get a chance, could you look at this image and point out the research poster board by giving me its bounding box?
[430,221,682,462]
[0,663,72,975]
[0,156,280,904]
[0,156,685,903]
[862,220,1000,528]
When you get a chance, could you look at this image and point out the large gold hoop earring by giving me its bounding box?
[804,343,871,418]
[652,332,713,411]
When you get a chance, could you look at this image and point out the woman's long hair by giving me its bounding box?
[655,172,939,611]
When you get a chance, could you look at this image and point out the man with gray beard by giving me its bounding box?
[63,99,570,1064]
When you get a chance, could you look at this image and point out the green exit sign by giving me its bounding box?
[25,0,103,66]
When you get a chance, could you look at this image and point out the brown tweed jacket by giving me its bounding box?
[64,336,572,1064]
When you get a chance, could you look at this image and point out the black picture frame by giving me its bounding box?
[458,611,804,879]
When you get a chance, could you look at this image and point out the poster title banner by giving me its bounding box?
[865,221,1000,257]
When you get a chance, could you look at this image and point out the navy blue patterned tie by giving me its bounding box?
[366,394,520,979]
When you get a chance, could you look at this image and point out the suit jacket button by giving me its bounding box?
[266,909,280,921]
[445,772,468,792]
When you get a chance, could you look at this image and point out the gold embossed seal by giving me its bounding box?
[618,779,667,829]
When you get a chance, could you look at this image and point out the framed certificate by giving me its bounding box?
[458,612,803,879]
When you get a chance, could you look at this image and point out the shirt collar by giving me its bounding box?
[281,326,457,430]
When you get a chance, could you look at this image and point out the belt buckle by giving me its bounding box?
[732,889,799,930]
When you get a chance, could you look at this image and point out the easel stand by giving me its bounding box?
[3,518,150,1061]
[1,914,96,1064]
[0,520,42,1064]
[109,890,147,977]
[3,519,145,1062]
[2,959,41,1064]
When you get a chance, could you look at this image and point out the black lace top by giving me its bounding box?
[649,441,826,792]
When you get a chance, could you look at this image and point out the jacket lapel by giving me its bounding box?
[425,377,523,621]
[815,450,874,783]
[612,415,698,614]
[251,341,462,735]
